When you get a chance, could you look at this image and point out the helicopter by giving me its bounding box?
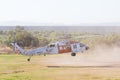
[11,40,89,61]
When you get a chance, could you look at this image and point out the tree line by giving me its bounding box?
[0,26,73,48]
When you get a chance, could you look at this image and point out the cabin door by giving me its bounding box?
[71,43,80,52]
[58,46,71,53]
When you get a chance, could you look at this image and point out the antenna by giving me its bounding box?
[13,32,16,51]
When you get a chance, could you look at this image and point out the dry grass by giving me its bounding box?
[0,54,120,80]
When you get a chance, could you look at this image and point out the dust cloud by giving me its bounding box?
[90,45,120,65]
[46,44,120,67]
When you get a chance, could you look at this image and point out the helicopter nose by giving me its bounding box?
[85,46,89,50]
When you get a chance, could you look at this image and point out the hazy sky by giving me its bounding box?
[0,0,120,25]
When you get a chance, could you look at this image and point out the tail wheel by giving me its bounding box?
[71,53,76,56]
[27,58,30,61]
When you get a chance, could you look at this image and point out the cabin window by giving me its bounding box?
[59,46,63,50]
[64,47,66,49]
[73,45,77,49]
[80,43,85,47]
[49,44,55,47]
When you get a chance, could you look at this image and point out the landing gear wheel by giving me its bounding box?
[27,58,30,61]
[71,53,76,56]
[44,54,46,56]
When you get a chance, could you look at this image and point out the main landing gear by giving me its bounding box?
[71,53,76,56]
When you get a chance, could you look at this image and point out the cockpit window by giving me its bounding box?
[80,43,85,47]
[49,44,55,47]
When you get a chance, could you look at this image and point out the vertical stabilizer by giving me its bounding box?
[11,43,25,54]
